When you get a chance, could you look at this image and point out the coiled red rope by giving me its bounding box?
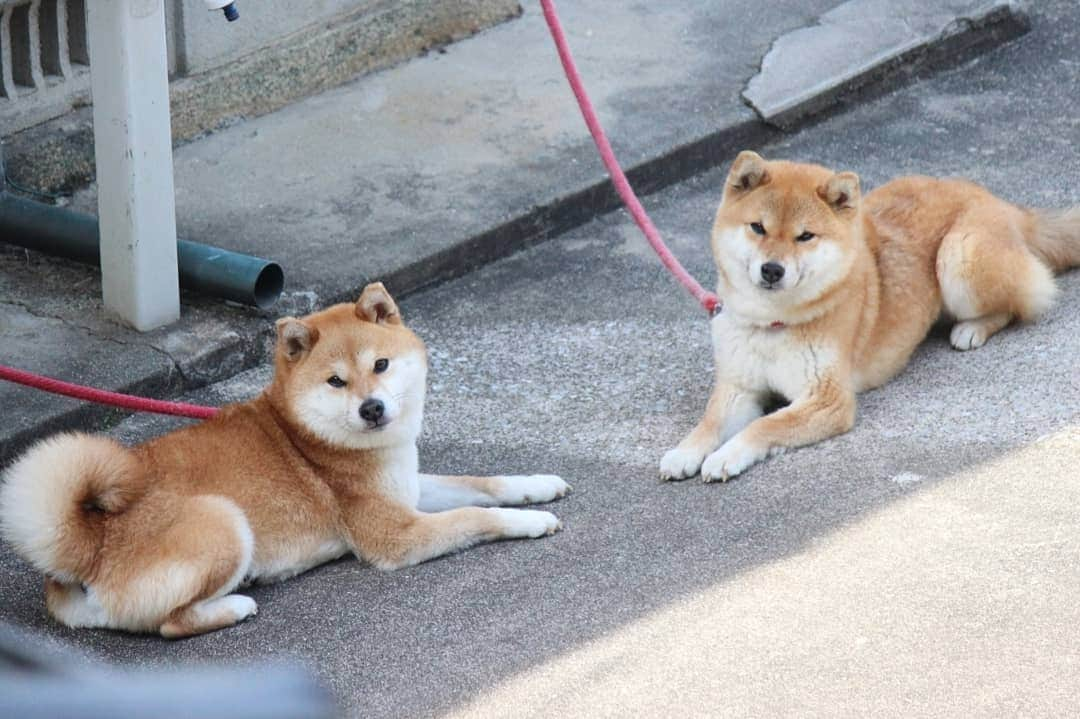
[1,1,716,421]
[540,0,720,315]
[0,363,218,419]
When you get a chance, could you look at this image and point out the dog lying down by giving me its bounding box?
[662,150,1080,483]
[0,283,568,638]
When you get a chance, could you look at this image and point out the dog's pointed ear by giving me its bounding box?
[276,317,319,361]
[726,150,770,196]
[355,282,402,325]
[818,171,861,213]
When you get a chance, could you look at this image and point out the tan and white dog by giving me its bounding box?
[661,150,1080,483]
[0,283,567,637]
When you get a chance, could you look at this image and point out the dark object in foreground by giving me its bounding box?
[0,623,334,719]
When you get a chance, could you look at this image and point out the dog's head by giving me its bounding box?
[272,282,428,449]
[711,150,863,322]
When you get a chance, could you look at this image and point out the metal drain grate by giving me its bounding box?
[0,0,89,136]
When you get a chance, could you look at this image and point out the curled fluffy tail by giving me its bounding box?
[1028,207,1080,273]
[0,433,144,582]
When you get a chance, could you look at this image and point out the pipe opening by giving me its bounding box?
[253,262,284,309]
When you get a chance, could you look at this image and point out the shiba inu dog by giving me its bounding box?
[0,283,568,637]
[661,150,1080,483]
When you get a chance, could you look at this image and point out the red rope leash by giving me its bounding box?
[539,0,720,315]
[0,363,218,420]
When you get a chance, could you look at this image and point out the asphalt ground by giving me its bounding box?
[2,0,1080,716]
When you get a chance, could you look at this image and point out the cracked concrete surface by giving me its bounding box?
[742,0,1028,127]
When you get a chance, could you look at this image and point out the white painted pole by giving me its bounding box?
[86,0,180,331]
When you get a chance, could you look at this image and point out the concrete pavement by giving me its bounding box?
[2,0,1080,716]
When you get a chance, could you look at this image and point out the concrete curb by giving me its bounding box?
[743,0,1029,129]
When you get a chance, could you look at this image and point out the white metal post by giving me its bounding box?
[86,0,180,330]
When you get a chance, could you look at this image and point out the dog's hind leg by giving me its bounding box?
[87,494,257,637]
[937,212,1057,351]
[417,474,569,512]
[660,382,762,481]
[155,496,256,638]
[160,595,258,639]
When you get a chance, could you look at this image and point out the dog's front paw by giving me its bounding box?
[659,446,706,481]
[950,320,990,351]
[701,436,765,483]
[492,508,562,538]
[500,474,570,504]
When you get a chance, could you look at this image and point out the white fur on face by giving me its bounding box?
[713,225,852,323]
[294,350,427,449]
[792,237,850,304]
[717,226,797,292]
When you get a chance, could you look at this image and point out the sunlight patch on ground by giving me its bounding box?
[446,427,1080,718]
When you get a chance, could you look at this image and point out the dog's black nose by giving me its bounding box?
[760,262,785,284]
[359,399,385,423]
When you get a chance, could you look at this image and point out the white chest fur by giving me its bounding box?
[711,313,837,400]
[373,443,420,508]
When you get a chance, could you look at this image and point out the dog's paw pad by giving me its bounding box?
[659,447,705,481]
[502,474,570,504]
[701,438,763,483]
[950,321,989,351]
[221,594,258,621]
[495,508,561,538]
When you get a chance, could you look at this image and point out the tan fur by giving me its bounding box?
[1027,206,1080,272]
[1,283,567,637]
[661,151,1080,482]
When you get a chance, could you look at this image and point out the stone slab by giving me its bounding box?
[743,0,1029,128]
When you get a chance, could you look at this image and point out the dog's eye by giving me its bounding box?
[374,358,389,374]
[796,231,815,242]
[327,375,347,388]
[749,222,766,236]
